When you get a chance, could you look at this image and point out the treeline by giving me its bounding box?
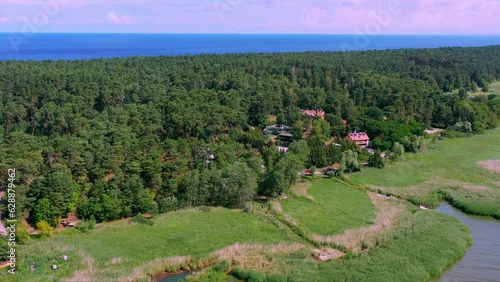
[0,46,499,227]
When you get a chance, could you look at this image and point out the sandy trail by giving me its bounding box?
[477,160,500,173]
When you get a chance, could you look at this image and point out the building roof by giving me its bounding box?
[347,132,370,141]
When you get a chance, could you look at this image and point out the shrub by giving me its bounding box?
[389,142,405,161]
[212,261,230,273]
[368,150,386,169]
[400,135,430,153]
[76,220,96,233]
[158,196,179,213]
[16,224,31,244]
[130,214,154,226]
[247,270,266,282]
[36,221,54,237]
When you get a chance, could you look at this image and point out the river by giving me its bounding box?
[432,202,500,282]
[156,271,243,282]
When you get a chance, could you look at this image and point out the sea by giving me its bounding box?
[0,33,499,61]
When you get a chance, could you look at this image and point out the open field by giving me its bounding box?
[281,180,376,236]
[15,208,292,281]
[12,129,500,281]
[312,192,406,253]
[349,127,500,218]
[451,81,500,97]
[231,207,471,282]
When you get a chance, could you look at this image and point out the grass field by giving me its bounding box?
[349,127,500,218]
[232,207,472,282]
[350,127,500,188]
[281,180,376,236]
[15,208,292,281]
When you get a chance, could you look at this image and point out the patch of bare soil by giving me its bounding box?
[477,160,500,173]
[271,200,283,213]
[66,252,95,282]
[291,181,314,200]
[424,128,445,135]
[312,248,345,261]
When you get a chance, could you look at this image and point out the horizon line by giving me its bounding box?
[1,32,500,36]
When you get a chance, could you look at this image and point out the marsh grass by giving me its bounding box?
[211,243,305,273]
[281,180,376,236]
[312,192,406,253]
[230,208,472,282]
[17,208,291,281]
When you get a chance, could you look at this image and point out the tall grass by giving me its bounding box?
[16,208,291,281]
[281,180,376,236]
[230,208,472,282]
[312,193,406,253]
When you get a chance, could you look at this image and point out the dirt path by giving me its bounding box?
[477,160,500,173]
[311,192,405,253]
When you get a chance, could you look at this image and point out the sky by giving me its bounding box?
[0,0,499,34]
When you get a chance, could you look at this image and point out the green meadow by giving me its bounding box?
[348,127,500,218]
[350,127,500,188]
[281,180,376,235]
[254,209,472,282]
[15,208,292,281]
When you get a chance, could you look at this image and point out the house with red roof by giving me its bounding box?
[347,132,370,148]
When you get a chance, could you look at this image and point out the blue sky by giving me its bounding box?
[0,0,499,34]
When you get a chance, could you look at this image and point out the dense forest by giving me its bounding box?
[1,46,499,229]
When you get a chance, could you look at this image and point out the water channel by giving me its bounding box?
[431,202,500,282]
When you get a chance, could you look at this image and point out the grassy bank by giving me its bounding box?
[349,127,500,218]
[287,209,471,282]
[15,207,292,281]
[228,207,471,282]
[281,180,376,236]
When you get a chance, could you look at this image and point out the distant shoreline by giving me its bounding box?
[1,34,499,61]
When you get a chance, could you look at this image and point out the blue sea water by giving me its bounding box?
[0,33,499,61]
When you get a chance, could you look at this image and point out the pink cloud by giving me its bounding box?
[0,0,498,34]
[107,12,133,25]
[0,17,12,23]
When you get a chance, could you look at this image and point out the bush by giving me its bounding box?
[0,236,9,261]
[450,121,472,133]
[16,224,31,244]
[400,135,430,153]
[76,220,96,233]
[158,196,179,213]
[389,142,405,161]
[212,261,230,273]
[247,270,266,282]
[130,214,154,226]
[441,130,473,139]
[36,221,54,237]
[368,150,386,169]
[340,150,360,173]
